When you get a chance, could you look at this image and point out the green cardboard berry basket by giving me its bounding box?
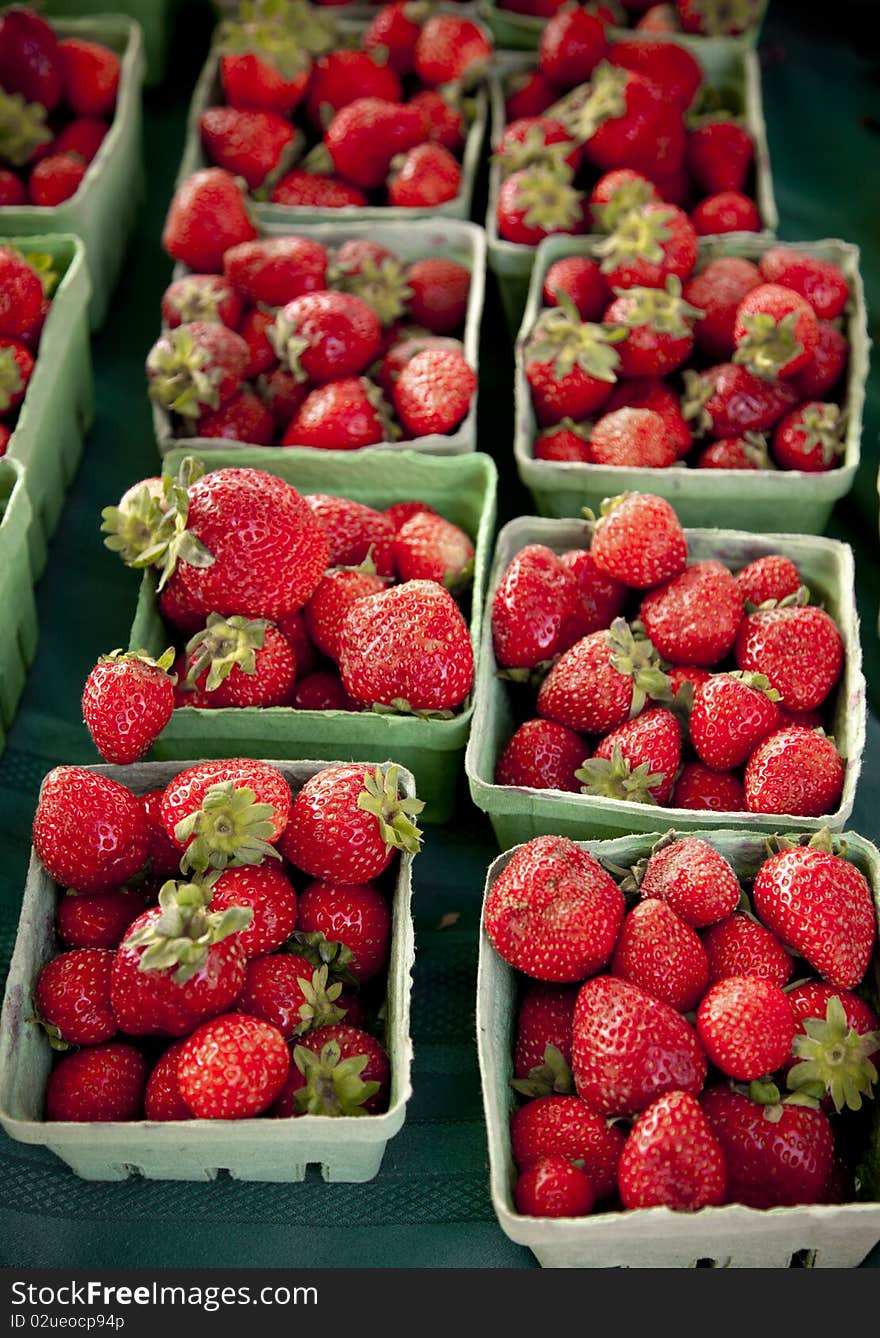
[1,234,93,577]
[177,41,488,227]
[128,449,498,824]
[488,40,777,335]
[0,459,38,758]
[0,757,415,1182]
[465,516,865,847]
[0,17,145,330]
[41,0,174,87]
[514,235,867,530]
[477,0,769,53]
[477,826,880,1268]
[152,218,486,460]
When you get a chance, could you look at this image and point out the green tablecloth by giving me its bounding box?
[1,0,879,1270]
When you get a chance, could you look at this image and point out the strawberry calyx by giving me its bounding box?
[184,613,269,692]
[595,206,675,276]
[14,248,60,297]
[508,162,585,235]
[291,965,349,1036]
[166,276,233,325]
[681,368,714,436]
[217,11,314,81]
[605,617,671,717]
[100,462,215,590]
[791,403,847,466]
[550,64,629,143]
[612,276,705,339]
[728,670,781,702]
[147,326,226,418]
[122,877,253,984]
[492,125,574,178]
[0,346,24,413]
[175,780,283,873]
[235,0,338,57]
[291,1039,381,1116]
[326,253,413,327]
[685,0,763,36]
[302,142,334,175]
[593,177,658,235]
[575,741,664,805]
[284,930,358,986]
[733,310,804,382]
[510,1044,575,1098]
[356,764,425,856]
[363,377,400,442]
[744,1078,821,1124]
[744,582,810,613]
[0,88,52,167]
[736,431,774,470]
[371,699,457,720]
[526,295,625,383]
[787,995,880,1114]
[614,829,676,895]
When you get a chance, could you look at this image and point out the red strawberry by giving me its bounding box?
[177,1013,289,1119]
[555,62,666,175]
[484,835,624,982]
[296,879,390,982]
[35,948,117,1047]
[735,554,802,607]
[638,835,741,928]
[56,37,119,116]
[514,983,577,1079]
[218,21,311,116]
[538,8,607,88]
[609,38,703,111]
[210,864,298,957]
[392,347,475,436]
[52,115,108,163]
[596,203,698,291]
[307,493,396,574]
[604,376,692,458]
[339,580,474,712]
[580,706,681,805]
[270,170,368,208]
[759,248,849,321]
[514,1155,595,1217]
[496,164,586,246]
[405,258,470,335]
[511,1096,623,1199]
[612,900,708,1012]
[496,116,581,177]
[688,119,753,195]
[590,491,687,590]
[492,544,584,671]
[696,433,770,470]
[392,511,473,588]
[683,362,799,439]
[745,726,845,817]
[561,548,627,630]
[56,886,151,952]
[0,8,62,110]
[160,758,291,870]
[496,718,587,793]
[785,985,880,1113]
[0,171,27,206]
[524,302,623,426]
[280,763,422,882]
[772,401,845,473]
[0,247,44,341]
[588,406,677,467]
[690,672,781,771]
[376,334,463,400]
[141,788,183,880]
[537,620,669,736]
[363,1,423,77]
[572,975,706,1117]
[144,1040,192,1121]
[640,560,744,666]
[672,763,745,812]
[703,913,793,988]
[282,376,392,449]
[270,291,382,387]
[224,236,328,307]
[733,283,819,381]
[409,89,466,153]
[226,304,276,378]
[81,649,175,766]
[236,959,351,1040]
[702,1086,833,1209]
[790,320,848,400]
[384,499,438,531]
[504,70,557,122]
[692,191,761,235]
[146,321,249,420]
[735,604,843,712]
[305,568,386,663]
[683,256,762,361]
[33,767,150,895]
[542,256,609,321]
[258,366,309,429]
[276,1024,390,1116]
[45,1042,147,1122]
[697,975,795,1080]
[198,388,275,446]
[602,277,703,377]
[618,1090,726,1211]
[327,241,411,328]
[324,98,423,191]
[200,106,296,192]
[413,15,492,87]
[161,275,243,330]
[307,50,401,129]
[752,840,875,989]
[0,336,34,414]
[589,168,660,234]
[387,142,462,208]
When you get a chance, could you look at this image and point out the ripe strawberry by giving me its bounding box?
[392,511,473,589]
[589,168,660,235]
[307,493,396,575]
[735,604,843,712]
[543,257,609,321]
[340,580,474,712]
[236,959,351,1040]
[485,836,624,982]
[161,758,291,872]
[596,203,698,291]
[692,190,761,235]
[496,165,586,246]
[612,900,708,1012]
[695,433,769,470]
[0,247,44,341]
[56,37,119,116]
[52,116,108,163]
[45,1042,146,1122]
[296,671,359,713]
[198,387,275,446]
[323,98,423,191]
[588,406,677,467]
[146,321,249,420]
[218,18,311,116]
[209,864,298,957]
[524,302,623,426]
[772,401,845,473]
[0,336,34,414]
[639,835,741,928]
[35,948,117,1048]
[590,492,687,590]
[270,170,368,208]
[276,1024,390,1116]
[496,116,581,177]
[690,672,781,771]
[785,986,880,1113]
[56,886,150,952]
[307,50,401,129]
[572,976,706,1117]
[162,169,257,273]
[688,119,753,195]
[282,376,393,449]
[514,1155,595,1218]
[561,548,627,630]
[177,1013,290,1119]
[539,8,607,88]
[683,256,762,361]
[0,7,62,110]
[697,975,795,1080]
[604,376,692,458]
[683,362,799,439]
[745,726,845,817]
[702,1085,833,1209]
[297,879,390,983]
[504,69,558,121]
[791,320,848,400]
[609,39,703,111]
[537,621,669,736]
[511,1097,623,1199]
[496,718,587,793]
[409,88,466,153]
[376,334,463,399]
[492,544,584,670]
[388,142,462,208]
[413,15,492,87]
[735,554,802,607]
[672,763,745,812]
[224,236,328,307]
[702,913,793,988]
[270,291,382,387]
[392,347,476,436]
[759,248,849,321]
[200,105,297,192]
[640,560,744,666]
[363,1,423,77]
[579,706,680,805]
[0,171,27,206]
[305,569,386,664]
[33,767,150,895]
[618,1090,726,1211]
[143,1040,192,1121]
[602,277,702,378]
[733,283,819,381]
[161,275,242,331]
[404,258,470,335]
[257,366,309,429]
[242,308,289,380]
[752,840,875,990]
[81,649,175,765]
[555,62,665,175]
[514,983,577,1080]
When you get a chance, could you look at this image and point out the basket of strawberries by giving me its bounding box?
[479,0,769,56]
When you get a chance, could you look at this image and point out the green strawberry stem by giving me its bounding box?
[100,460,214,590]
[549,63,628,143]
[147,326,225,418]
[293,965,349,1036]
[526,301,626,383]
[595,206,675,276]
[0,347,24,414]
[283,929,358,986]
[576,742,663,805]
[510,1044,575,1098]
[122,877,252,984]
[184,614,268,691]
[292,1041,381,1116]
[611,276,705,339]
[0,88,52,167]
[509,162,585,235]
[175,780,282,873]
[787,995,880,1113]
[605,617,671,717]
[733,309,804,382]
[328,254,413,327]
[357,765,425,855]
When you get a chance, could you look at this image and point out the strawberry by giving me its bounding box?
[590,491,687,590]
[413,15,492,87]
[696,433,769,470]
[588,406,677,467]
[376,334,463,399]
[604,376,692,458]
[45,1043,146,1122]
[404,258,470,335]
[218,17,311,116]
[200,105,298,193]
[524,301,623,426]
[409,88,466,153]
[572,976,706,1117]
[691,190,761,235]
[294,671,360,712]
[561,548,628,630]
[327,242,411,327]
[602,277,703,377]
[280,763,422,882]
[676,0,763,33]
[791,321,848,399]
[146,321,249,420]
[384,499,438,531]
[161,275,243,331]
[785,986,880,1113]
[240,311,284,382]
[0,337,34,414]
[33,767,150,895]
[81,649,175,766]
[495,116,581,177]
[596,203,698,291]
[514,1155,595,1218]
[387,142,462,208]
[56,886,151,952]
[339,581,474,712]
[745,726,845,817]
[224,236,328,307]
[688,119,753,195]
[772,401,845,473]
[270,291,383,388]
[514,984,577,1079]
[198,388,275,446]
[0,247,44,340]
[609,39,703,111]
[638,835,741,928]
[305,569,386,663]
[257,366,309,429]
[307,493,396,574]
[683,256,762,361]
[276,1024,390,1116]
[206,864,297,959]
[504,69,558,122]
[752,839,875,990]
[237,959,351,1040]
[702,1086,833,1209]
[143,1040,192,1121]
[690,672,781,771]
[485,836,624,982]
[307,50,401,129]
[589,169,660,235]
[324,98,423,191]
[733,283,819,381]
[672,762,745,811]
[612,900,708,1012]
[55,36,119,116]
[52,116,108,163]
[392,347,476,436]
[543,257,609,321]
[618,1090,726,1211]
[735,554,802,607]
[0,171,27,206]
[683,362,798,439]
[553,63,665,174]
[538,8,607,88]
[282,376,393,449]
[392,511,473,588]
[697,975,795,1080]
[735,604,843,712]
[34,948,117,1048]
[510,1095,623,1200]
[640,560,744,666]
[578,706,680,805]
[161,758,291,873]
[0,8,62,110]
[496,164,585,247]
[702,913,793,988]
[496,718,587,793]
[296,879,390,982]
[492,544,585,671]
[537,620,669,736]
[177,1013,290,1119]
[363,1,423,77]
[759,248,849,321]
[270,170,368,208]
[162,170,257,273]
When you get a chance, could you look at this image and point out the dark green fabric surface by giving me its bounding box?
[1,0,879,1269]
